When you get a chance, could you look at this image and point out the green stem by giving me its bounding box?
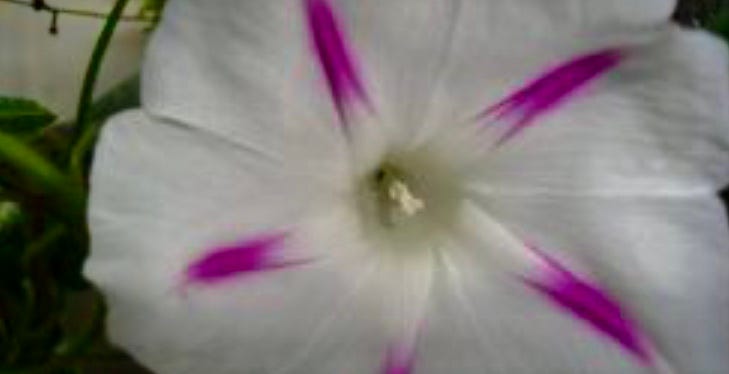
[0,132,84,217]
[54,293,106,358]
[69,122,101,183]
[22,223,67,269]
[69,0,130,179]
[64,73,141,182]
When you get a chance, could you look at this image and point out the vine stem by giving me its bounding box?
[68,0,131,181]
[0,132,85,218]
[0,0,149,22]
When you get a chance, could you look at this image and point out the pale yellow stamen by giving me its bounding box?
[372,164,426,227]
[387,180,425,217]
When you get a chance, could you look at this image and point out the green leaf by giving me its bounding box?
[0,201,25,267]
[0,97,57,136]
[0,201,23,236]
[0,132,85,220]
[88,73,140,124]
[708,6,729,41]
[140,0,166,16]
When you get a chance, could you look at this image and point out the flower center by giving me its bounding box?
[373,164,426,227]
[354,148,465,254]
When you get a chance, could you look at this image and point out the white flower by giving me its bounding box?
[85,1,729,373]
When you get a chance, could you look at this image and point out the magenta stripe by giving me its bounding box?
[482,49,622,144]
[523,245,653,364]
[381,341,416,374]
[305,0,369,124]
[185,233,307,284]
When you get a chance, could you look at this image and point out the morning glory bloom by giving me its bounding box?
[85,0,729,373]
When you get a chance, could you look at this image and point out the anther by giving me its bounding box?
[387,180,425,217]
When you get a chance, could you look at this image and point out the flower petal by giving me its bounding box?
[426,0,674,122]
[142,0,677,150]
[523,245,652,363]
[142,0,343,149]
[305,0,369,124]
[331,0,673,147]
[86,111,385,373]
[382,339,417,374]
[185,233,310,285]
[332,0,462,146]
[408,201,653,373]
[142,0,468,148]
[370,254,431,374]
[478,193,729,373]
[468,28,729,196]
[481,49,622,144]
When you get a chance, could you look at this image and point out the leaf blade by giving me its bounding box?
[0,97,57,135]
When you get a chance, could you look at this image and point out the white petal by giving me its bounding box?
[141,0,463,149]
[472,194,729,373]
[469,28,729,195]
[419,256,650,373]
[142,0,339,150]
[142,0,674,148]
[85,110,400,373]
[333,0,461,144]
[414,0,673,132]
[406,200,645,373]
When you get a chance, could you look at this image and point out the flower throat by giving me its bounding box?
[372,163,426,227]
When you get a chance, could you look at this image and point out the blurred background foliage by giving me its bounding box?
[0,0,726,373]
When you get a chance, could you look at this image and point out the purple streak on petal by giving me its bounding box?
[185,233,306,285]
[305,0,369,125]
[381,341,416,374]
[481,49,623,144]
[523,245,653,364]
